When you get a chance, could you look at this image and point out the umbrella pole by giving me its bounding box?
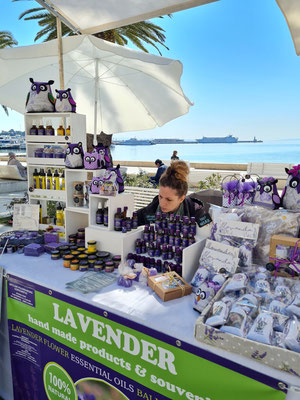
[56,17,65,90]
[94,58,99,145]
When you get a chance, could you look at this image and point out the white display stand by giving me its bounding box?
[25,112,86,234]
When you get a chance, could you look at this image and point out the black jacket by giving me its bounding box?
[136,195,205,226]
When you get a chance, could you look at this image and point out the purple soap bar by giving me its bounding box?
[24,243,44,257]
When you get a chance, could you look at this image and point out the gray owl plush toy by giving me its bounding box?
[26,78,55,112]
[55,88,76,112]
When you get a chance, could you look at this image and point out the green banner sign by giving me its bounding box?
[6,275,285,400]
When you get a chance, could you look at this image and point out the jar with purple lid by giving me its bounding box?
[94,260,104,271]
[105,261,114,272]
[79,260,88,271]
[77,228,85,239]
[112,255,121,268]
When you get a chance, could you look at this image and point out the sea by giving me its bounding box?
[2,138,300,164]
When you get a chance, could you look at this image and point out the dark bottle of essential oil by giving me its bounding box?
[182,232,189,248]
[163,228,169,244]
[96,204,104,225]
[188,232,196,246]
[126,217,132,232]
[175,215,181,231]
[190,216,197,235]
[155,242,161,257]
[114,207,123,231]
[156,259,162,273]
[135,239,141,254]
[162,213,168,229]
[156,229,164,245]
[132,211,138,229]
[174,230,182,247]
[168,213,176,231]
[143,225,150,242]
[122,220,127,233]
[182,216,190,235]
[163,261,169,273]
[148,242,156,257]
[162,244,168,261]
[103,206,109,227]
[168,229,175,246]
[155,212,162,232]
[149,225,155,242]
[176,264,182,276]
[174,247,182,264]
[141,240,146,254]
[168,245,173,260]
[122,206,128,219]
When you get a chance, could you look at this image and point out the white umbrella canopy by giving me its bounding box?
[36,0,219,34]
[276,0,300,55]
[0,35,192,134]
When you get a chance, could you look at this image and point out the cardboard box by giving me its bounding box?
[269,234,300,260]
[194,281,300,376]
[148,271,192,302]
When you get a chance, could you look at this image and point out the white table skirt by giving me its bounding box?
[1,252,300,400]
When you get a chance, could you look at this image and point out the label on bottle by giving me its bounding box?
[46,178,52,190]
[104,215,109,226]
[114,218,122,230]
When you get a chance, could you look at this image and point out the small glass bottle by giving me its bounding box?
[45,121,54,136]
[96,204,104,225]
[114,207,123,231]
[53,170,60,190]
[182,232,189,248]
[155,242,161,257]
[156,259,162,273]
[143,225,150,242]
[132,211,138,229]
[174,230,182,247]
[161,213,168,229]
[155,212,162,232]
[167,244,173,260]
[168,213,175,231]
[39,168,46,189]
[33,168,39,189]
[103,206,109,227]
[168,229,175,246]
[135,239,141,254]
[57,124,65,136]
[46,169,53,190]
[126,217,132,232]
[38,124,45,135]
[175,215,181,231]
[60,171,65,190]
[174,247,182,264]
[122,220,127,233]
[149,225,155,241]
[30,121,38,135]
[190,216,197,235]
[182,216,190,235]
[162,244,168,261]
[66,125,71,136]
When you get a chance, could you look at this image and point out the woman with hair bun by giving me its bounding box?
[137,160,205,226]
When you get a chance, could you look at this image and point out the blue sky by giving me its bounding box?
[1,0,300,140]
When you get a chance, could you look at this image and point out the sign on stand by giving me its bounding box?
[6,274,286,400]
[13,204,39,231]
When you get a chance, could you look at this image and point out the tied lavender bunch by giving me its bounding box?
[222,179,240,208]
[237,181,257,206]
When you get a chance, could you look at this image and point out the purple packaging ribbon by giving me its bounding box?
[270,239,300,277]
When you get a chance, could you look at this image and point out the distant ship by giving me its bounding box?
[113,138,153,146]
[196,135,238,143]
[0,135,24,149]
[151,138,185,144]
[195,135,262,144]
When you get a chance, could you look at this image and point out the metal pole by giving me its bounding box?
[94,59,99,145]
[56,17,64,90]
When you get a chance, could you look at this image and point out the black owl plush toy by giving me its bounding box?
[65,142,84,169]
[25,78,55,112]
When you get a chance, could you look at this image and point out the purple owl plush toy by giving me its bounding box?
[90,177,103,194]
[253,177,281,209]
[103,164,124,193]
[83,152,98,170]
[26,78,55,112]
[65,142,84,169]
[282,165,300,211]
[92,143,112,169]
[55,88,76,112]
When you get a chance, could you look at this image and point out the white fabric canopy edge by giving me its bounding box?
[276,0,300,56]
[43,0,219,34]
